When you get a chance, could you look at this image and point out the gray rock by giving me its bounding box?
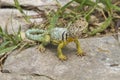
[0,0,71,34]
[1,0,120,80]
[2,35,120,80]
[0,72,52,80]
[0,9,42,34]
[1,0,70,6]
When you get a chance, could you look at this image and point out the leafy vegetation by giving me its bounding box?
[0,26,21,55]
[14,0,31,23]
[50,0,120,36]
[0,0,120,55]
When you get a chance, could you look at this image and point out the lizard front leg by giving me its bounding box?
[57,41,67,61]
[74,38,85,56]
[39,35,50,52]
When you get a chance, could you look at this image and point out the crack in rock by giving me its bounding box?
[1,70,55,80]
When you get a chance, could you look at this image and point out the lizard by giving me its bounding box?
[25,17,88,61]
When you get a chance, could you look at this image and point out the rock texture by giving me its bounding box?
[0,0,120,80]
[2,35,120,80]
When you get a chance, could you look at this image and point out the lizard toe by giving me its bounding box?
[58,55,67,61]
[38,45,46,53]
[76,51,86,56]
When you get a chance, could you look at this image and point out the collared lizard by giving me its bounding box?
[25,17,88,61]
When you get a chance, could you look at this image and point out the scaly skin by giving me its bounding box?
[57,37,84,61]
[38,35,50,52]
[25,17,88,61]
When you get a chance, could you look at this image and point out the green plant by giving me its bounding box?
[0,26,22,54]
[14,0,31,23]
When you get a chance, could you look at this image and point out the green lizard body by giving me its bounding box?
[25,17,88,61]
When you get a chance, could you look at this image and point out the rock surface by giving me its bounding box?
[0,0,120,80]
[1,0,70,6]
[0,72,51,80]
[2,35,120,80]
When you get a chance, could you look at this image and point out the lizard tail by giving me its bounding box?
[25,29,47,41]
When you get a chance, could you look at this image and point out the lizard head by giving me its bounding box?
[68,17,88,38]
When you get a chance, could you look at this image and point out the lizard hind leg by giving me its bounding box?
[57,41,67,61]
[39,35,50,52]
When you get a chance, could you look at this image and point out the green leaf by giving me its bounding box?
[0,26,3,33]
[14,0,31,23]
[0,45,18,54]
[17,25,21,35]
[112,5,120,11]
[48,13,59,30]
[77,0,87,10]
[14,0,23,13]
[85,4,97,20]
[88,17,112,35]
[61,0,73,11]
[16,25,22,41]
[100,0,112,11]
[73,0,96,6]
[0,41,11,50]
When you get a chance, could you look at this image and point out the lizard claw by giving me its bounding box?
[58,55,67,61]
[38,45,46,53]
[76,50,86,56]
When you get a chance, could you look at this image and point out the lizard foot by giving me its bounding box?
[58,55,67,61]
[76,50,86,56]
[38,45,46,53]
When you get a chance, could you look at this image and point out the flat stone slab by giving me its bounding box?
[0,72,51,80]
[0,8,42,34]
[2,35,120,80]
[1,0,70,6]
[0,0,120,80]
